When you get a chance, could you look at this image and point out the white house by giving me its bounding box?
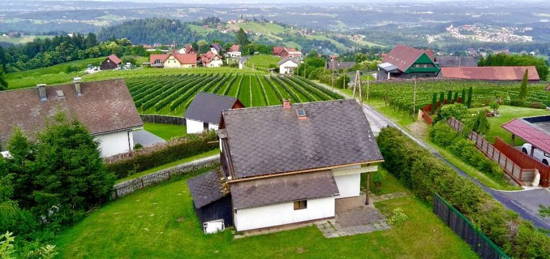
[279,58,299,75]
[188,99,384,233]
[225,44,241,58]
[184,92,244,134]
[200,51,224,68]
[150,52,197,69]
[0,79,143,158]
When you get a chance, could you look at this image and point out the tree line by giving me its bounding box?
[478,53,549,80]
[0,34,147,73]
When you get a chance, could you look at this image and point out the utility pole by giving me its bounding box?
[358,72,362,101]
[366,75,370,101]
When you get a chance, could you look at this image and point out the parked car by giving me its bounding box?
[522,143,550,165]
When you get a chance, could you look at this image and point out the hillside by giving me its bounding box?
[98,19,381,54]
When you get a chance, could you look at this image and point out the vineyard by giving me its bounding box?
[126,73,342,115]
[365,80,550,113]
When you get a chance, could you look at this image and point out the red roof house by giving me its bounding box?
[200,51,223,67]
[440,66,540,81]
[149,52,197,68]
[100,54,123,70]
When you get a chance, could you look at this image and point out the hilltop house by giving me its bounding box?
[273,46,302,59]
[200,51,224,68]
[440,66,540,81]
[184,92,244,134]
[188,99,383,233]
[100,55,122,70]
[279,58,300,75]
[0,79,143,157]
[377,45,440,80]
[150,52,197,68]
[226,44,241,58]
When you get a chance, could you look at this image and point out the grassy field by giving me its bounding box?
[127,74,342,116]
[143,123,187,141]
[470,105,549,144]
[55,169,476,258]
[245,54,281,71]
[5,57,104,89]
[0,35,52,45]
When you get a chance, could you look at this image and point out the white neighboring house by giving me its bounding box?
[225,44,242,58]
[184,92,244,134]
[279,58,299,75]
[188,99,384,233]
[0,79,143,158]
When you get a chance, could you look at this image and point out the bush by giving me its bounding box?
[434,104,468,124]
[106,132,217,179]
[378,127,550,258]
[430,122,504,180]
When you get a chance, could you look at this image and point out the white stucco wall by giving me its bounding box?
[95,131,133,157]
[208,123,219,131]
[207,59,223,68]
[280,61,298,74]
[234,196,335,231]
[163,56,181,68]
[227,51,241,58]
[187,119,205,134]
[333,173,361,198]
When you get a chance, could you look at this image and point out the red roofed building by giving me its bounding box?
[200,51,223,68]
[149,52,197,68]
[440,66,540,81]
[226,44,241,58]
[273,46,302,59]
[100,54,123,70]
[377,45,440,80]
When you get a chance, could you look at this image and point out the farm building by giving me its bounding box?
[226,44,241,58]
[377,45,440,80]
[188,99,384,233]
[0,79,143,157]
[273,46,302,59]
[502,116,550,187]
[210,43,222,55]
[100,54,122,70]
[200,51,223,68]
[279,58,300,75]
[178,44,195,54]
[184,92,244,134]
[149,52,197,68]
[439,66,540,81]
[434,56,479,67]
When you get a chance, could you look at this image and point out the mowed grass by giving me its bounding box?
[6,57,104,89]
[55,170,476,258]
[143,122,186,141]
[469,105,549,144]
[246,54,281,71]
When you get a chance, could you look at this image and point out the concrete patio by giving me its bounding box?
[316,194,390,238]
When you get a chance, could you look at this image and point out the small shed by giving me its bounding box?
[184,92,244,134]
[187,170,233,234]
[100,55,122,70]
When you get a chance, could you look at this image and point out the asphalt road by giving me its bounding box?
[323,84,550,230]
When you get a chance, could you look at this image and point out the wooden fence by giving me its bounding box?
[447,118,537,186]
[140,114,186,125]
[111,155,220,199]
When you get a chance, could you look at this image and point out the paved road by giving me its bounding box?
[321,83,550,230]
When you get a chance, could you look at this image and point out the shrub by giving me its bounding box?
[377,127,550,258]
[434,104,468,124]
[106,132,218,179]
[388,208,408,225]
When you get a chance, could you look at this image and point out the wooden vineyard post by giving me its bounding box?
[412,76,417,115]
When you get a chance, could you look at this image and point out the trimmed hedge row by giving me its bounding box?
[430,122,505,181]
[377,127,550,258]
[106,133,218,179]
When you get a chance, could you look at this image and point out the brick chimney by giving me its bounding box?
[37,84,47,101]
[73,77,82,96]
[283,99,291,109]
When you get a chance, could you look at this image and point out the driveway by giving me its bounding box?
[318,82,550,230]
[133,130,166,147]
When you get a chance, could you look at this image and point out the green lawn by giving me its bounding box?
[6,57,104,89]
[56,169,476,258]
[143,123,187,140]
[365,98,416,127]
[246,54,281,71]
[470,105,549,144]
[116,149,220,183]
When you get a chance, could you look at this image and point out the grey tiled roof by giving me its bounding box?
[0,79,143,146]
[185,92,239,124]
[187,171,227,208]
[231,171,339,209]
[222,99,383,179]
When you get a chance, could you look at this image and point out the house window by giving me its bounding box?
[293,200,307,210]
